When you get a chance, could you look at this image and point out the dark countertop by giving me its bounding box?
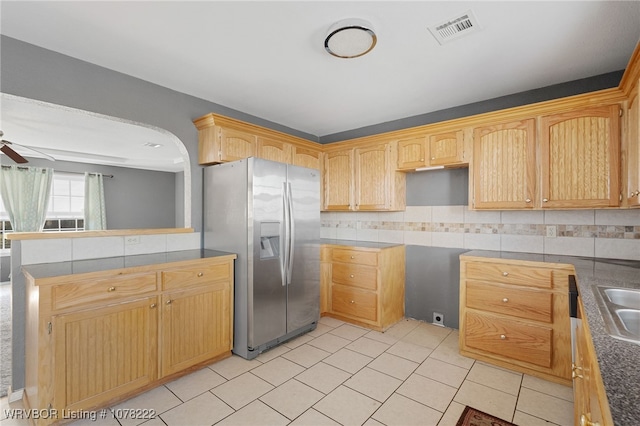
[22,249,236,280]
[462,250,640,426]
[320,239,403,249]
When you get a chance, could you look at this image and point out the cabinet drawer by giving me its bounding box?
[466,262,552,288]
[464,311,552,368]
[466,281,553,323]
[162,262,230,291]
[53,273,157,311]
[332,264,377,290]
[331,286,377,322]
[331,249,378,266]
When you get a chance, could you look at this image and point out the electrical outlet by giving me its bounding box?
[433,312,445,327]
[125,235,141,245]
[546,225,557,238]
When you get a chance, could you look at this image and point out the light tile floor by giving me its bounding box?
[0,317,574,426]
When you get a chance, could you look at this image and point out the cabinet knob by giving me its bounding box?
[420,158,424,162]
[525,198,531,203]
[543,198,549,203]
[350,300,355,304]
[431,157,435,160]
[500,334,506,340]
[166,299,172,305]
[107,286,116,292]
[580,414,600,426]
[150,303,157,309]
[636,190,640,196]
[351,255,355,259]
[350,274,355,278]
[197,272,204,277]
[502,298,509,303]
[502,272,509,277]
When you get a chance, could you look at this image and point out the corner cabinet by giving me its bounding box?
[459,255,573,385]
[540,105,621,208]
[323,142,406,211]
[573,297,614,426]
[321,244,405,331]
[24,255,235,425]
[472,119,537,209]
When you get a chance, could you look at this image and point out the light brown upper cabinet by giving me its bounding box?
[292,145,322,170]
[396,131,467,171]
[197,126,257,165]
[472,119,536,209]
[429,130,466,166]
[257,137,292,164]
[323,142,405,211]
[627,85,640,207]
[397,136,428,170]
[540,105,621,208]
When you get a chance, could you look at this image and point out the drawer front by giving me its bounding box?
[466,262,552,288]
[464,311,552,368]
[332,263,377,290]
[53,273,157,311]
[331,248,378,266]
[466,281,553,323]
[331,286,377,322]
[162,262,231,291]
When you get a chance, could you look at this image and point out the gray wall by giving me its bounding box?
[23,157,177,229]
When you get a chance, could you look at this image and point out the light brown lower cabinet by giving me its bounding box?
[320,244,405,331]
[459,256,573,385]
[23,255,235,425]
[573,298,613,426]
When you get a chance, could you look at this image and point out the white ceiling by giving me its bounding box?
[1,1,639,170]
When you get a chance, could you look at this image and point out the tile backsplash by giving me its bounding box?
[321,207,640,260]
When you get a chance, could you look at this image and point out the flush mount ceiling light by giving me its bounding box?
[324,18,377,58]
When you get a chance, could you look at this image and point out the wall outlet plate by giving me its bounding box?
[125,235,141,245]
[546,225,557,238]
[433,312,445,327]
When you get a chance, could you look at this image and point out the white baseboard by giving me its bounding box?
[8,388,23,403]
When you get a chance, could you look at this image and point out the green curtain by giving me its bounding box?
[84,172,106,230]
[0,165,53,232]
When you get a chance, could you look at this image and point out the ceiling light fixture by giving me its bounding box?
[324,18,377,58]
[143,142,163,148]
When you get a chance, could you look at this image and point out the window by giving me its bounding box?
[0,172,86,251]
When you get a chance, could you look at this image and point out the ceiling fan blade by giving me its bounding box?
[1,143,29,163]
[1,139,56,162]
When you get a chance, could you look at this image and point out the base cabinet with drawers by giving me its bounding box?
[320,243,405,331]
[459,255,573,385]
[23,254,235,425]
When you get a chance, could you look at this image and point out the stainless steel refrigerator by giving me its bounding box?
[203,157,320,359]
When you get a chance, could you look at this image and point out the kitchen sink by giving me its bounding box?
[604,288,640,310]
[593,286,640,344]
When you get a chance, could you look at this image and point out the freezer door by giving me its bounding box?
[286,164,320,332]
[249,158,288,349]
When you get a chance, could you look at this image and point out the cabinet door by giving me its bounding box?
[292,146,322,170]
[53,297,158,412]
[161,282,232,377]
[219,127,257,162]
[540,105,621,208]
[627,89,640,207]
[472,119,536,209]
[355,144,389,210]
[323,150,354,210]
[429,131,465,166]
[397,137,428,170]
[258,137,292,164]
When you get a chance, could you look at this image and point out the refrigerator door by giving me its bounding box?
[249,158,288,349]
[286,164,320,332]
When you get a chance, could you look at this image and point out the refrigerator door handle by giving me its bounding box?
[281,182,289,286]
[286,182,295,285]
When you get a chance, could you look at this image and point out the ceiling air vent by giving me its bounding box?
[428,10,481,45]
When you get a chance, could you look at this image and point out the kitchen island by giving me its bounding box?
[21,248,236,426]
[461,250,640,426]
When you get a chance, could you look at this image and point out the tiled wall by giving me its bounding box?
[19,232,202,265]
[321,207,640,261]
